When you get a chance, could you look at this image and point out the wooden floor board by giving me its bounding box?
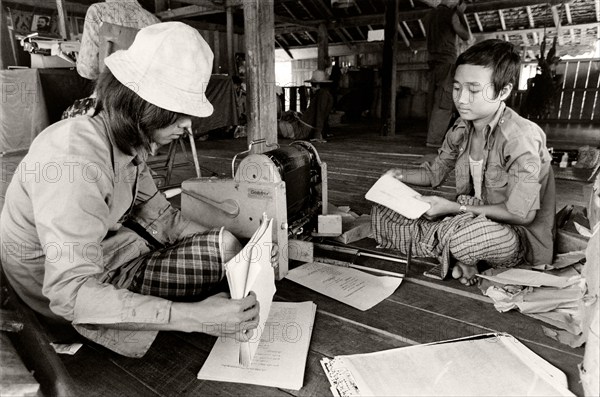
[2,118,597,396]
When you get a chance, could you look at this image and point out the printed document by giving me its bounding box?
[286,262,402,311]
[197,301,317,390]
[224,214,275,366]
[365,173,430,219]
[321,333,574,396]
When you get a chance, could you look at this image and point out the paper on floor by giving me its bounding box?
[197,301,316,390]
[286,262,402,311]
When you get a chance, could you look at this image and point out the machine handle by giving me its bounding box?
[231,139,279,178]
[182,189,240,217]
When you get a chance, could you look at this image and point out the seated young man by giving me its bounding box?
[371,39,555,285]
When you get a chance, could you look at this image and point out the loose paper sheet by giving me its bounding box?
[197,301,317,391]
[477,268,576,288]
[321,333,574,397]
[365,173,430,219]
[286,262,402,311]
[224,215,275,366]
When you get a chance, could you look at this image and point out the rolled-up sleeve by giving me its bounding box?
[503,134,542,218]
[129,162,190,245]
[29,156,171,326]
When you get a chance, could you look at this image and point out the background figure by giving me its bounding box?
[278,70,334,142]
[424,0,472,147]
[77,0,160,81]
[63,0,160,119]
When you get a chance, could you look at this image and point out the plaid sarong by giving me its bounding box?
[371,195,524,278]
[128,229,225,300]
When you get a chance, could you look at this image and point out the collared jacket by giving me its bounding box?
[0,112,193,357]
[422,103,556,266]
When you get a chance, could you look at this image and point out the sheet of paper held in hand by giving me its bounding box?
[285,262,402,311]
[197,301,317,390]
[321,333,574,397]
[365,173,431,219]
[224,214,275,367]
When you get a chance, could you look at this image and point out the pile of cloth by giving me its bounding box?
[477,250,591,347]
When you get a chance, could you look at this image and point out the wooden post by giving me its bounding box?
[381,0,398,136]
[317,23,329,71]
[226,6,235,75]
[154,0,168,12]
[243,0,277,153]
[55,0,69,39]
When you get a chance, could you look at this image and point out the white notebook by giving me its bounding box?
[365,173,431,219]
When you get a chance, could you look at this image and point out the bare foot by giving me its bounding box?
[451,261,479,286]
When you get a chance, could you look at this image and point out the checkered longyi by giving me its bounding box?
[128,229,225,300]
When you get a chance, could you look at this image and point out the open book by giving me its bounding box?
[224,213,275,367]
[365,173,430,219]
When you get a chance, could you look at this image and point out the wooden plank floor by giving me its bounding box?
[1,118,597,396]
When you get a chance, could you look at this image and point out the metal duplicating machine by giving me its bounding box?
[181,139,329,280]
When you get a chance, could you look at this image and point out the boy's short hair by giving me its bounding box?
[455,39,521,98]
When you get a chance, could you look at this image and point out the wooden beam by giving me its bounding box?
[498,10,506,31]
[318,22,329,70]
[551,5,564,45]
[55,0,69,39]
[565,3,572,24]
[3,0,88,14]
[275,37,294,59]
[473,12,484,32]
[274,0,571,34]
[157,5,223,20]
[226,6,235,75]
[596,0,600,22]
[155,0,169,13]
[526,6,535,27]
[169,0,223,9]
[243,0,277,153]
[182,19,244,34]
[381,0,398,137]
[402,21,413,38]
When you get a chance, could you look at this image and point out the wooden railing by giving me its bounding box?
[279,86,311,112]
[511,58,600,123]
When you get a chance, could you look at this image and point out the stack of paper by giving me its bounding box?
[478,267,586,346]
[365,173,430,219]
[197,301,317,390]
[321,333,574,396]
[224,214,275,366]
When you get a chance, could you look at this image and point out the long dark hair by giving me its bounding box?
[94,71,183,155]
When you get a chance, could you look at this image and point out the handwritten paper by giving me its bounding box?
[365,173,430,219]
[285,262,402,311]
[197,301,317,390]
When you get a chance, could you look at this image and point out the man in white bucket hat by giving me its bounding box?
[278,69,334,142]
[1,22,274,358]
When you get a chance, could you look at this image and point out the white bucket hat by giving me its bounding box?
[104,22,214,118]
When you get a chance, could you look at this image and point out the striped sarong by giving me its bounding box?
[371,195,524,278]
